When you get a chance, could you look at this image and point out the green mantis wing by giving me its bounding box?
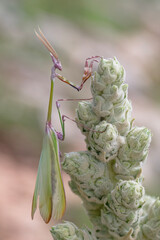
[31,126,66,223]
[49,127,66,220]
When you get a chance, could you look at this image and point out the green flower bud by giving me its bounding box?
[76,101,100,135]
[91,58,125,101]
[112,157,142,180]
[101,180,144,238]
[51,221,96,240]
[106,99,132,135]
[51,222,77,240]
[103,83,128,104]
[93,95,113,118]
[91,72,106,96]
[121,127,151,160]
[63,152,113,203]
[139,195,155,222]
[97,58,125,84]
[92,75,125,101]
[138,198,160,240]
[114,127,151,179]
[113,127,151,179]
[104,180,144,219]
[87,121,123,162]
[92,97,132,136]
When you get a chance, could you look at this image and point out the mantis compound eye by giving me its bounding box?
[50,54,62,70]
[55,60,62,71]
[50,54,62,71]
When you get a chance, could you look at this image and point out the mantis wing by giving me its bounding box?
[49,127,66,220]
[31,126,66,223]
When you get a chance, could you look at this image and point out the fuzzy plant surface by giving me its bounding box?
[50,57,160,240]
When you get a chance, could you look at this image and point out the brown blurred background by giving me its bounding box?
[0,0,160,239]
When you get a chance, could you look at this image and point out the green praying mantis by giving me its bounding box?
[31,28,101,223]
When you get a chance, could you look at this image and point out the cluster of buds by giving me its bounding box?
[91,58,132,136]
[51,58,158,240]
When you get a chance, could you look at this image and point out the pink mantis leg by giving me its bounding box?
[55,97,105,141]
[56,56,101,91]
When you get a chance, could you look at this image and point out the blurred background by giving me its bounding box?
[0,0,160,239]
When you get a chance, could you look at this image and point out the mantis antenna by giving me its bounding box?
[35,27,58,60]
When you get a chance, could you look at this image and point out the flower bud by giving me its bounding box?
[63,152,113,202]
[138,198,160,240]
[119,126,151,162]
[76,101,100,135]
[113,127,152,179]
[91,58,125,97]
[97,57,125,84]
[51,221,96,240]
[101,180,144,238]
[87,121,121,162]
[51,222,76,239]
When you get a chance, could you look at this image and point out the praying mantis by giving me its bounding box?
[31,28,101,223]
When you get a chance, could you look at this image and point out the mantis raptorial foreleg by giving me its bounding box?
[35,27,101,91]
[56,56,101,91]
